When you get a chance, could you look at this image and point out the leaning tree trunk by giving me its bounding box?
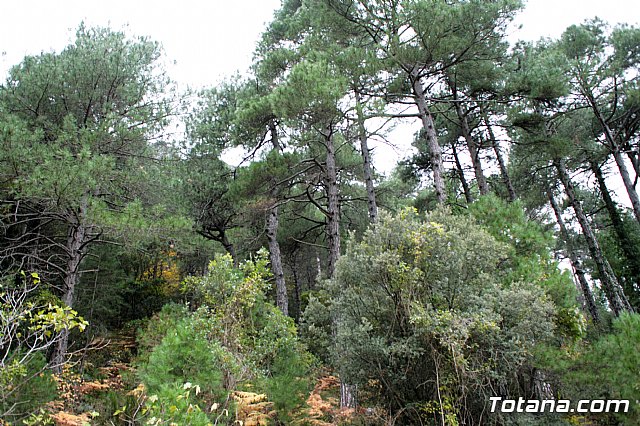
[547,190,600,323]
[611,149,640,223]
[51,213,88,373]
[266,121,288,315]
[587,93,640,222]
[448,80,489,195]
[411,70,445,204]
[481,108,516,202]
[451,139,474,203]
[354,89,378,223]
[555,158,631,316]
[591,161,640,299]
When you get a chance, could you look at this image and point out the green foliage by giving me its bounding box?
[184,250,313,371]
[138,252,315,423]
[469,195,584,340]
[0,272,86,420]
[136,303,189,364]
[598,212,640,309]
[143,382,217,426]
[0,352,57,424]
[539,313,640,424]
[299,291,333,363]
[304,208,559,424]
[139,317,227,401]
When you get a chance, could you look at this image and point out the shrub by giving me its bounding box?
[0,352,57,423]
[183,251,315,422]
[304,208,559,424]
[138,316,228,403]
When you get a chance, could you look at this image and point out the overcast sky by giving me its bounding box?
[1,0,639,175]
[1,0,638,91]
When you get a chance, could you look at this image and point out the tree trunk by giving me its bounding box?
[324,127,341,278]
[51,212,88,373]
[411,70,445,204]
[481,108,516,201]
[555,158,631,316]
[587,93,640,222]
[266,121,288,315]
[612,149,640,223]
[220,232,238,268]
[291,260,302,323]
[591,161,640,300]
[448,80,489,195]
[547,190,600,323]
[266,205,288,315]
[451,140,473,203]
[321,125,353,408]
[354,89,378,223]
[624,143,639,178]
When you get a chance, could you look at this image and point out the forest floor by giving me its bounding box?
[39,332,378,426]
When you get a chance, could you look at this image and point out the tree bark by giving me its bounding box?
[448,80,489,195]
[354,89,378,223]
[50,198,89,373]
[612,149,640,223]
[411,70,445,204]
[481,109,517,202]
[586,92,640,222]
[266,121,288,315]
[451,140,474,203]
[555,158,631,316]
[591,161,640,299]
[266,205,288,315]
[221,232,238,268]
[291,260,302,323]
[324,126,341,279]
[547,190,600,323]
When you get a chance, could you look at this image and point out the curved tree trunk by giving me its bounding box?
[481,108,516,202]
[451,139,474,203]
[555,158,631,316]
[547,190,600,323]
[448,79,489,195]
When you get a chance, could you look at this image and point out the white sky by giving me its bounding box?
[1,0,639,175]
[2,0,638,91]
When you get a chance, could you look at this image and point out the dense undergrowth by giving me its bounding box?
[3,206,639,425]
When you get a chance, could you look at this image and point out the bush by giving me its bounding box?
[0,352,57,423]
[539,312,640,424]
[143,382,215,426]
[136,302,189,362]
[182,251,315,422]
[138,316,228,404]
[304,208,559,424]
